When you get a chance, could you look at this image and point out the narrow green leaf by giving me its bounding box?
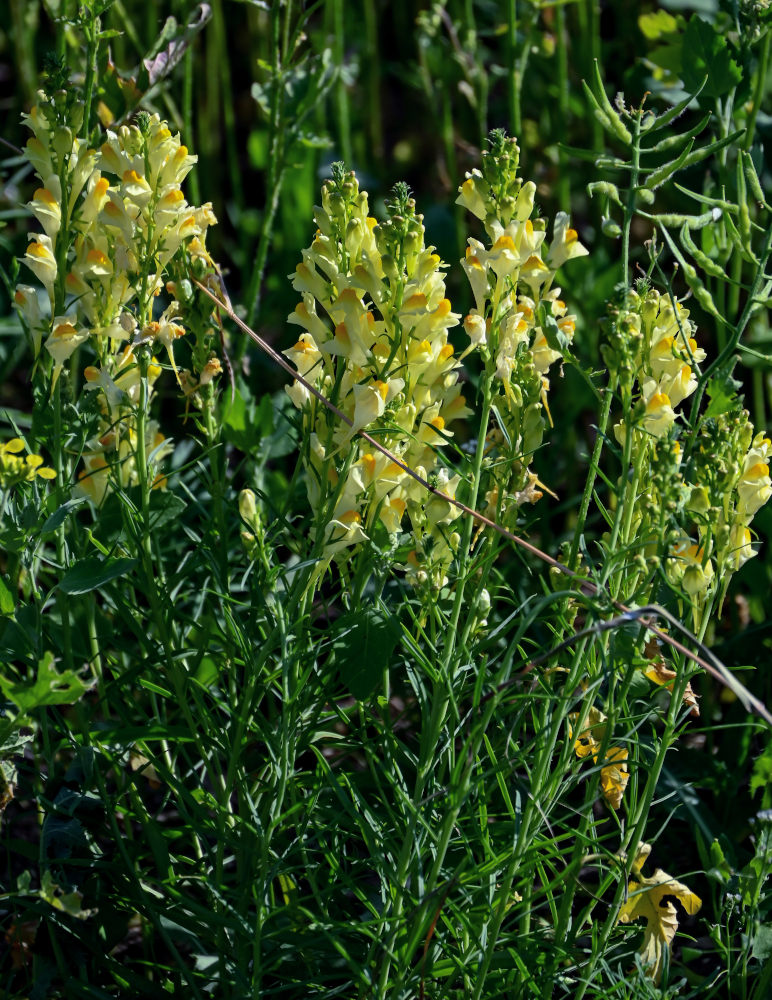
[40,497,87,535]
[59,557,137,595]
[0,575,14,616]
[644,137,695,190]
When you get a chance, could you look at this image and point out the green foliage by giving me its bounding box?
[0,1,771,998]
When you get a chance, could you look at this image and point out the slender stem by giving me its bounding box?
[507,0,519,136]
[81,17,99,140]
[332,0,351,166]
[744,31,770,154]
[376,376,493,998]
[244,4,287,332]
[568,376,616,570]
[621,113,642,289]
[555,1,570,212]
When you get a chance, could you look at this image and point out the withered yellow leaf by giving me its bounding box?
[617,844,701,983]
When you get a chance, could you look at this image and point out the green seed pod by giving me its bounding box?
[741,150,766,208]
[587,181,623,205]
[71,101,84,134]
[602,217,622,238]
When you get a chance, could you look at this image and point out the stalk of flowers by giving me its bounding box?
[282,165,467,589]
[670,411,771,617]
[603,286,770,628]
[600,286,705,608]
[15,90,220,503]
[456,130,588,526]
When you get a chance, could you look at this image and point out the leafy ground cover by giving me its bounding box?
[1,1,772,997]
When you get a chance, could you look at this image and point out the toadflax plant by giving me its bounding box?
[14,79,221,508]
[281,134,588,601]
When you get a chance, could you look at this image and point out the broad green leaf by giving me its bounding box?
[752,923,772,961]
[751,742,772,809]
[59,556,136,595]
[0,651,87,713]
[681,16,741,99]
[704,373,742,420]
[333,605,401,700]
[639,11,678,40]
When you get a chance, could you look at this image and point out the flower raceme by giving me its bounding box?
[456,131,588,524]
[15,95,221,501]
[282,169,465,587]
[603,288,770,619]
[281,137,587,587]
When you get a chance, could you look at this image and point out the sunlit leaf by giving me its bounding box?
[618,844,702,984]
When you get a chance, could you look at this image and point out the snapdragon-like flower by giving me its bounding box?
[282,166,468,587]
[456,130,587,524]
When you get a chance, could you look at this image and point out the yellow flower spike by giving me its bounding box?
[121,168,152,205]
[79,174,111,228]
[617,845,701,985]
[199,358,223,387]
[83,248,113,279]
[546,211,590,270]
[643,390,676,438]
[360,453,377,482]
[456,174,488,221]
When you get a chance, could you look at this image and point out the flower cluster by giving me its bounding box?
[0,439,55,490]
[283,167,466,588]
[604,286,770,621]
[14,93,220,503]
[456,130,587,522]
[673,412,771,602]
[607,287,705,443]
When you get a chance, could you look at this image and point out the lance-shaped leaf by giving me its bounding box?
[582,60,632,145]
[644,138,695,191]
[618,843,702,984]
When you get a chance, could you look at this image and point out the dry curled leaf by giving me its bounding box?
[617,843,702,984]
[644,638,700,717]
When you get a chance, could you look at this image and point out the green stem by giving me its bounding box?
[507,0,519,136]
[81,16,99,139]
[555,2,570,212]
[332,0,351,166]
[244,6,287,332]
[621,113,642,290]
[568,376,616,571]
[376,376,493,998]
[744,31,770,154]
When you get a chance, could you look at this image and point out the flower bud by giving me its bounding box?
[52,125,74,158]
[239,488,260,531]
